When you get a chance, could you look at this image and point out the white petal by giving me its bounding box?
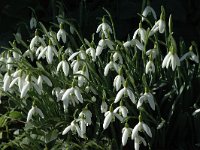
[27,106,35,122]
[127,88,136,104]
[137,95,146,109]
[122,128,129,146]
[147,93,155,110]
[114,88,126,103]
[131,123,140,139]
[142,122,152,137]
[62,88,74,101]
[74,87,83,103]
[104,62,112,76]
[62,125,71,135]
[103,112,112,129]
[62,61,69,76]
[20,82,30,98]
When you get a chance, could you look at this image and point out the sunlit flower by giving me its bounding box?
[150,19,165,36]
[57,23,67,43]
[62,120,82,137]
[27,105,44,122]
[61,86,83,111]
[122,125,132,146]
[142,6,157,21]
[101,100,108,113]
[113,74,124,91]
[104,61,119,76]
[114,85,136,104]
[180,51,199,63]
[57,60,69,76]
[162,51,180,71]
[86,47,96,61]
[131,121,152,139]
[145,60,155,74]
[3,72,12,92]
[96,39,114,56]
[103,110,123,129]
[96,20,112,38]
[114,105,128,118]
[113,52,123,64]
[137,92,155,110]
[38,41,58,64]
[133,23,147,43]
[134,135,147,150]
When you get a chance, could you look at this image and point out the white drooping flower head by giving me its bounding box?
[57,23,67,43]
[114,80,136,104]
[142,4,157,21]
[26,105,44,122]
[96,17,112,38]
[30,16,37,29]
[137,89,155,110]
[150,6,166,36]
[121,124,132,146]
[133,22,147,43]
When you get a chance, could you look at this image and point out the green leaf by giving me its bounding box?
[44,129,59,143]
[0,115,7,127]
[9,111,22,120]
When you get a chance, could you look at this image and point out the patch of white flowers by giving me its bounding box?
[0,4,199,150]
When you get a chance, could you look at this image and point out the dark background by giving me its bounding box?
[0,0,200,49]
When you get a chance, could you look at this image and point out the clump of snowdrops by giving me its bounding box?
[0,3,200,150]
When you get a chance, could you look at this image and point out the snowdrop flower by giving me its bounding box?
[57,59,69,76]
[150,19,165,35]
[134,135,147,150]
[101,100,108,113]
[133,22,147,43]
[20,80,31,98]
[114,104,128,118]
[113,74,125,91]
[38,40,58,64]
[131,121,152,139]
[96,18,112,38]
[145,60,155,74]
[96,39,114,56]
[61,85,83,111]
[52,87,65,102]
[37,75,52,90]
[122,124,132,146]
[79,108,92,126]
[30,30,46,51]
[3,72,12,92]
[30,16,37,29]
[162,51,180,71]
[137,91,155,110]
[180,50,199,63]
[76,65,89,87]
[62,120,82,137]
[123,40,135,50]
[68,50,86,61]
[27,105,44,122]
[57,23,67,43]
[86,47,96,61]
[113,51,123,64]
[146,48,158,59]
[103,110,123,130]
[142,6,157,21]
[150,7,166,35]
[6,56,13,70]
[192,109,200,116]
[23,49,34,61]
[104,61,119,76]
[114,81,136,104]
